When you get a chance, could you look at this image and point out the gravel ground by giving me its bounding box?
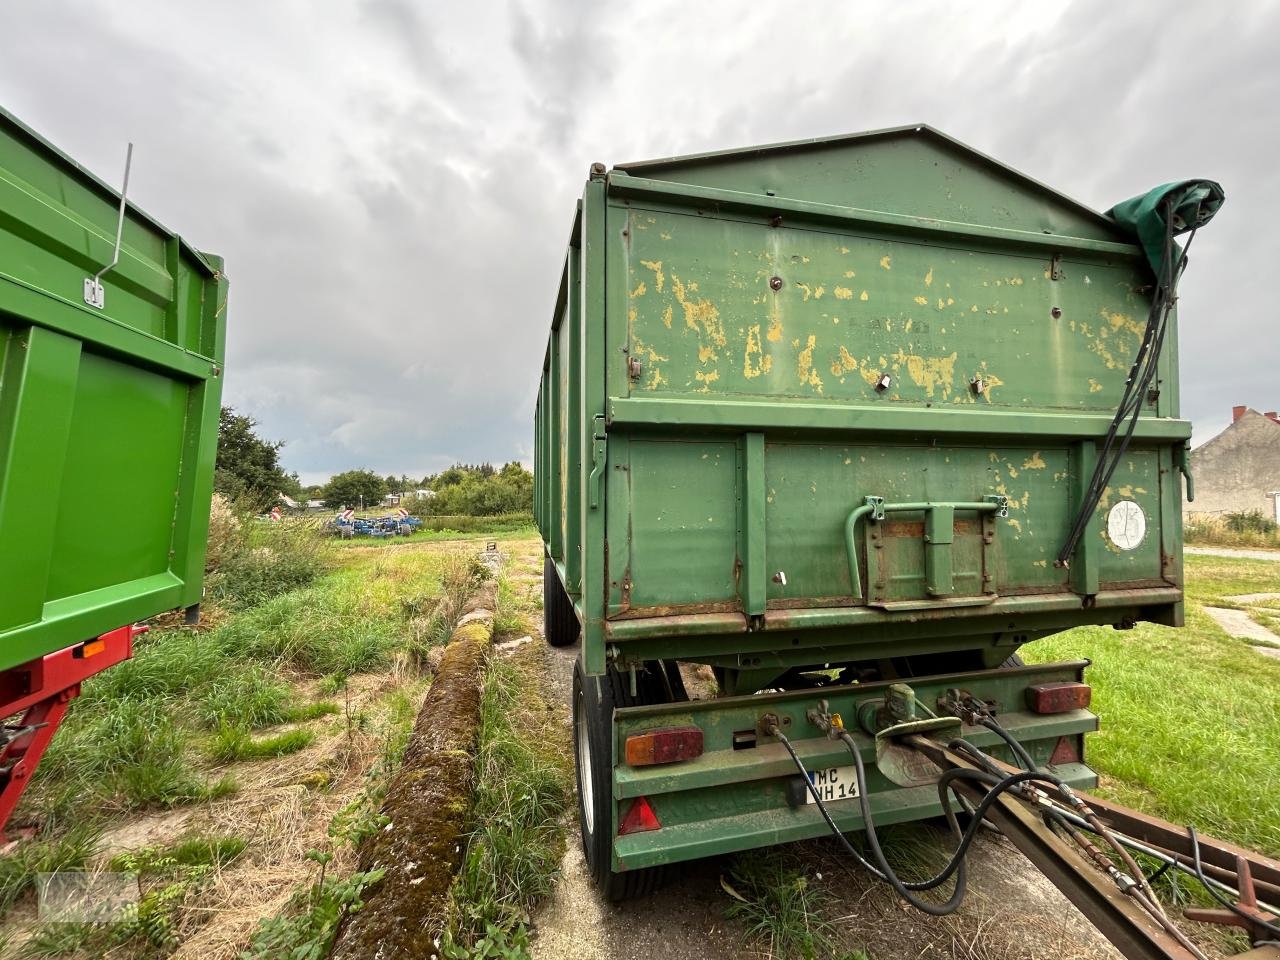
[1186,545,1280,562]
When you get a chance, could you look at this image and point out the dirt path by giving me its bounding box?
[1186,545,1280,562]
[515,542,1127,960]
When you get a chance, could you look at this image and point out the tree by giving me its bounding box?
[214,407,299,509]
[408,462,533,517]
[322,469,388,510]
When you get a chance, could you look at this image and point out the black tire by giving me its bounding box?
[573,658,685,900]
[543,555,579,647]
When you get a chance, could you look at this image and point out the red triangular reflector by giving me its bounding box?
[1049,736,1080,767]
[618,796,661,835]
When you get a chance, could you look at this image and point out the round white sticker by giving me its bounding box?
[1106,500,1146,551]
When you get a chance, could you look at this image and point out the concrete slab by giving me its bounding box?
[1204,606,1280,646]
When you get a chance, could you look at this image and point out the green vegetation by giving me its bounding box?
[407,462,533,517]
[439,654,572,958]
[241,853,385,960]
[725,851,869,960]
[1185,510,1280,549]
[208,725,315,763]
[1023,554,1280,856]
[322,468,389,510]
[214,406,300,508]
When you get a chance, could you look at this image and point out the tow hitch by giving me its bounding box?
[767,682,1280,960]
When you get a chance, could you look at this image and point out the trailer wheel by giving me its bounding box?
[573,658,684,900]
[543,555,579,647]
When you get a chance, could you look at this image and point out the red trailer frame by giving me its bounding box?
[0,624,142,840]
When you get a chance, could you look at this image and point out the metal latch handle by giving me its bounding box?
[844,495,1007,601]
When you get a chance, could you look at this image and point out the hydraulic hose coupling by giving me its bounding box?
[806,699,844,738]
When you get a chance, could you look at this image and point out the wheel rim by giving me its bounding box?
[576,696,595,835]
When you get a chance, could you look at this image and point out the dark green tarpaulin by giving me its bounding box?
[1107,179,1225,276]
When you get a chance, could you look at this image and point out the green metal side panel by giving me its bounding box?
[0,109,226,672]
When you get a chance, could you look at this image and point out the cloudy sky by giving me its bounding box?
[3,1,1276,484]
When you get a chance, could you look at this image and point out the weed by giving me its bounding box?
[190,665,295,729]
[0,824,99,912]
[725,850,838,960]
[110,833,248,873]
[240,851,384,960]
[1185,513,1280,548]
[206,508,333,609]
[287,700,342,722]
[209,725,315,763]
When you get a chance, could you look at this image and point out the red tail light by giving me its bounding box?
[624,726,703,767]
[618,796,661,835]
[1026,682,1091,714]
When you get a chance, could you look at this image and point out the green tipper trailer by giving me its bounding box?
[534,125,1220,898]
[0,108,226,833]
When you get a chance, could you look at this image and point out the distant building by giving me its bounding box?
[1187,406,1280,521]
[382,493,402,506]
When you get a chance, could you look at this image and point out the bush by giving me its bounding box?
[1224,510,1277,535]
[408,463,532,517]
[206,513,332,609]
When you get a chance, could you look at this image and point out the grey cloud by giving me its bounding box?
[1,0,1274,486]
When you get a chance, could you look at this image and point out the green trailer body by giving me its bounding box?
[0,108,227,674]
[537,125,1195,892]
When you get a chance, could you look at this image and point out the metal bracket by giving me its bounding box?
[588,415,607,510]
[984,494,1010,518]
[1050,253,1063,281]
[863,495,885,521]
[84,143,134,310]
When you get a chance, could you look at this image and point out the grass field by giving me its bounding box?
[1022,553,1280,857]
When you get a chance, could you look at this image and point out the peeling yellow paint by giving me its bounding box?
[924,267,933,287]
[630,280,647,298]
[860,290,869,301]
[831,345,860,377]
[743,324,772,379]
[1022,452,1047,470]
[628,307,636,324]
[767,314,783,343]
[659,232,672,240]
[893,350,958,397]
[797,334,823,391]
[662,305,673,329]
[1033,559,1047,567]
[697,344,718,364]
[844,269,856,278]
[645,367,666,390]
[905,318,913,332]
[1101,308,1143,336]
[1088,378,1103,393]
[640,259,665,292]
[914,295,929,305]
[796,282,812,302]
[672,275,725,346]
[694,369,719,391]
[839,246,850,254]
[1008,466,1019,478]
[834,286,854,300]
[879,255,892,270]
[1008,518,1023,533]
[813,285,825,299]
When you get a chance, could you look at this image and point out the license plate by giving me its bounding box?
[804,765,861,803]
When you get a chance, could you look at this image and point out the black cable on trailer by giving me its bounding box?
[976,717,1037,772]
[768,721,1085,916]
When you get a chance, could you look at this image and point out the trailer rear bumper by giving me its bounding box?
[610,661,1097,872]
